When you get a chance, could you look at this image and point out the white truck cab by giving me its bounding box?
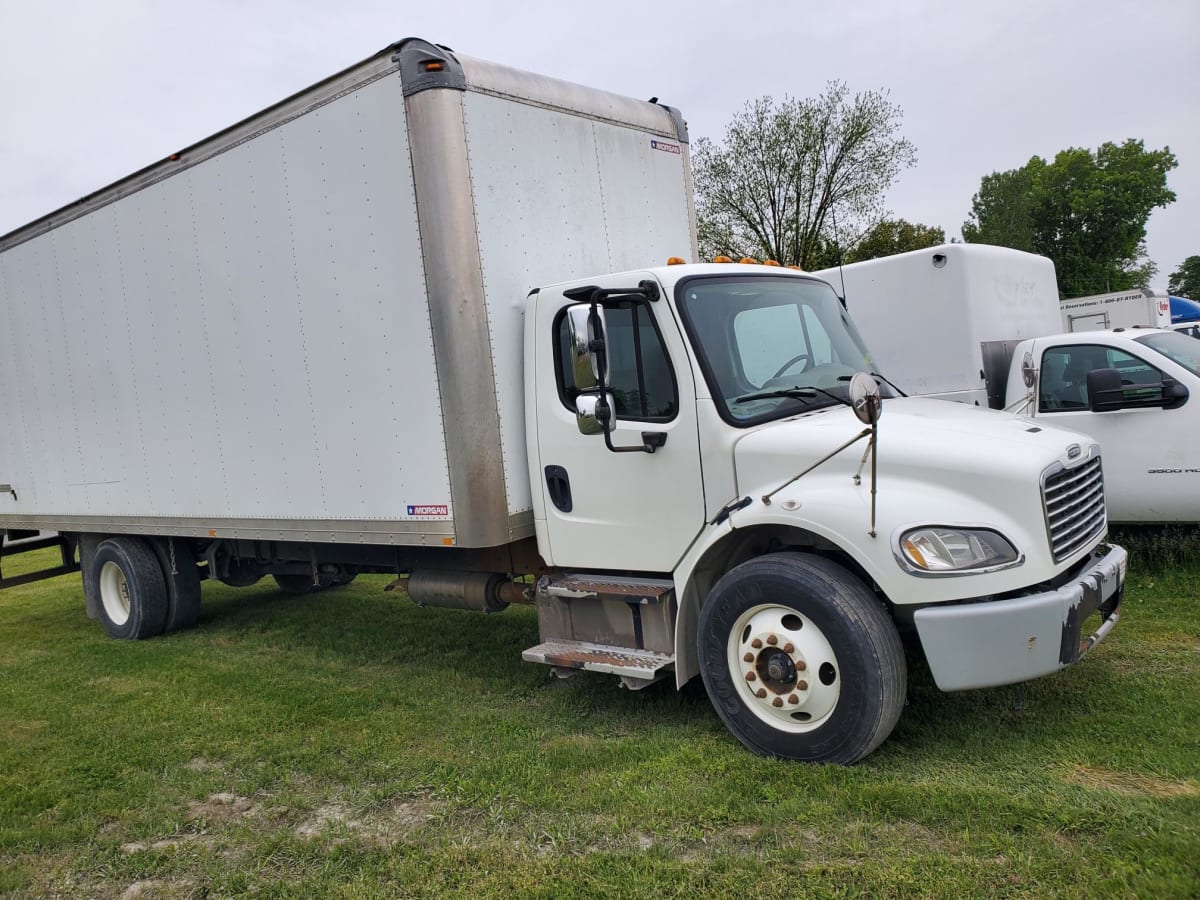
[524,263,1124,761]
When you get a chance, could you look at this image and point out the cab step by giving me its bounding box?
[538,573,674,604]
[522,639,674,683]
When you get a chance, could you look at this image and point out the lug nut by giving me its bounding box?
[787,694,799,705]
[743,653,754,663]
[796,660,807,671]
[767,634,778,645]
[797,680,808,691]
[755,688,767,699]
[783,643,794,654]
[746,671,757,682]
[772,697,783,707]
[751,638,763,649]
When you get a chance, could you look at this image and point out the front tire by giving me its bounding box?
[91,537,169,640]
[697,553,906,764]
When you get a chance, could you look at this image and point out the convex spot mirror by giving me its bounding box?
[849,372,883,424]
[576,392,617,436]
[566,303,608,392]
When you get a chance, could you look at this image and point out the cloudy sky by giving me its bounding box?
[2,0,1196,285]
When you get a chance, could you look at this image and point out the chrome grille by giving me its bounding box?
[1042,455,1107,562]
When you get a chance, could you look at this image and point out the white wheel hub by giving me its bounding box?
[99,560,132,626]
[727,604,840,732]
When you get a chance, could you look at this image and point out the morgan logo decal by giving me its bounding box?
[651,140,681,154]
[407,504,449,516]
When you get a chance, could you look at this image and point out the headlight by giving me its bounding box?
[898,527,1020,574]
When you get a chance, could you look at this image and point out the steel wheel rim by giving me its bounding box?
[99,560,132,626]
[727,603,841,733]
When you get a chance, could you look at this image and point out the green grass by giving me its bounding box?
[1,535,1198,898]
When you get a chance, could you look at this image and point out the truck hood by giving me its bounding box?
[733,397,1092,501]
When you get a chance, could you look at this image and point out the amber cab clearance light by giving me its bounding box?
[786,264,805,271]
[666,257,687,265]
[739,257,759,264]
[763,259,781,266]
[422,60,445,72]
[713,256,733,263]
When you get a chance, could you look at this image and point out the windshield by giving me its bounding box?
[1134,331,1200,377]
[676,275,890,426]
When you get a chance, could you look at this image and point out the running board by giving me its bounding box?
[0,533,79,590]
[522,639,674,683]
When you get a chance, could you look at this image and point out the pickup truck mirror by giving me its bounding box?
[566,303,607,391]
[1086,368,1125,412]
[1163,377,1190,410]
[1087,366,1190,412]
[575,392,616,435]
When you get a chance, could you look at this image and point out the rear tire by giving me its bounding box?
[149,537,202,633]
[91,537,169,640]
[697,552,906,764]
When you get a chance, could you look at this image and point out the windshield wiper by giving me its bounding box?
[734,387,818,404]
[736,385,855,409]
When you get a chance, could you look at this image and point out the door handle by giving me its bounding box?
[545,465,573,513]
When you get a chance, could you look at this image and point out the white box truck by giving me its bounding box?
[1061,288,1172,332]
[815,244,1200,523]
[0,41,1125,763]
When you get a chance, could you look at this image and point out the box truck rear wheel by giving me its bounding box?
[148,537,201,632]
[91,537,169,640]
[697,552,905,764]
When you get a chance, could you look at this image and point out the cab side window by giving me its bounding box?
[555,301,678,421]
[1039,345,1169,412]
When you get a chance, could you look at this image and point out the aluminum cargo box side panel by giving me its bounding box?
[461,93,694,523]
[0,73,453,532]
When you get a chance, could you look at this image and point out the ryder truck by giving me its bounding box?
[0,40,1124,763]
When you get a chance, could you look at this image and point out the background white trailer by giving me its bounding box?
[1060,288,1171,332]
[0,39,696,552]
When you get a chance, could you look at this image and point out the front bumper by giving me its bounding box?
[914,544,1126,691]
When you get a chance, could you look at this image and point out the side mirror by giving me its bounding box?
[575,392,616,435]
[566,303,607,392]
[1086,367,1125,412]
[1163,377,1189,410]
[1087,367,1190,412]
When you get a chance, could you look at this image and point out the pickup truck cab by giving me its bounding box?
[1006,328,1200,522]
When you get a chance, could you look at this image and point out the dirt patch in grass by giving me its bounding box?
[294,797,437,845]
[1065,765,1200,798]
[119,879,194,899]
[121,834,215,854]
[187,792,256,822]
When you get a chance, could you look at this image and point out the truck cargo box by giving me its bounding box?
[0,39,696,548]
[813,244,1062,406]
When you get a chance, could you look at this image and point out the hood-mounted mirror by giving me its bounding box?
[849,371,883,425]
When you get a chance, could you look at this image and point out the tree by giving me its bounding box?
[960,163,1041,251]
[844,218,945,263]
[961,139,1177,297]
[1168,256,1200,298]
[693,83,917,269]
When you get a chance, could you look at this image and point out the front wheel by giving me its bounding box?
[697,553,906,764]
